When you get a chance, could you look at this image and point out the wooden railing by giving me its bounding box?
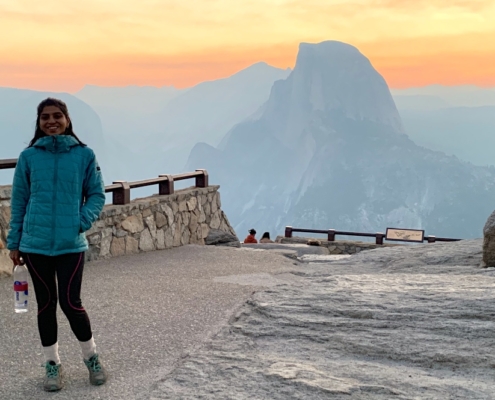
[105,170,208,205]
[284,226,461,244]
[0,159,17,169]
[1,158,208,206]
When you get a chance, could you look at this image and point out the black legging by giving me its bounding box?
[23,252,92,347]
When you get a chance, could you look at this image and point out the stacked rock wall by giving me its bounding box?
[0,185,237,277]
[0,186,12,277]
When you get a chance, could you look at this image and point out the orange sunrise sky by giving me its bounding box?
[0,0,494,92]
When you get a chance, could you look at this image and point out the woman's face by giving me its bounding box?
[39,105,70,136]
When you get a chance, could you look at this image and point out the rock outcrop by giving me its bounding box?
[205,229,240,247]
[482,209,495,267]
[0,186,12,277]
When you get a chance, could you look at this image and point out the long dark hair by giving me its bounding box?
[261,232,270,240]
[28,97,86,148]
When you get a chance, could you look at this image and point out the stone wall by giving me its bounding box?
[0,186,12,277]
[276,235,402,254]
[0,185,237,277]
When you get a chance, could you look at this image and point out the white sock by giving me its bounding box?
[79,337,96,360]
[43,343,61,365]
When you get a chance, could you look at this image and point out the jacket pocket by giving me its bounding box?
[74,214,82,236]
[80,216,91,234]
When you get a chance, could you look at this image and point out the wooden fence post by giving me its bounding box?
[158,174,174,195]
[376,232,385,245]
[112,181,130,205]
[327,229,336,241]
[285,226,293,238]
[427,235,436,243]
[195,169,208,187]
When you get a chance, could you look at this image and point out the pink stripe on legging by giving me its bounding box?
[67,253,85,311]
[26,254,51,316]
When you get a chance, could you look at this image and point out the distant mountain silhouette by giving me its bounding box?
[72,62,290,183]
[392,85,495,108]
[75,85,181,156]
[391,87,495,167]
[401,106,495,167]
[0,88,113,182]
[142,62,291,174]
[392,95,451,111]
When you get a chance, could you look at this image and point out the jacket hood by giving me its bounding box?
[33,135,81,153]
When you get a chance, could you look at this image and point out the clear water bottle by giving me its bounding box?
[14,264,28,313]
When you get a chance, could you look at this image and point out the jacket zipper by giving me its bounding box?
[50,137,59,255]
[26,201,32,234]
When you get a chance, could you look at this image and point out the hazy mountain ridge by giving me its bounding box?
[76,84,182,115]
[75,84,183,157]
[392,85,495,108]
[395,105,495,167]
[140,62,291,173]
[0,88,113,182]
[392,95,451,111]
[392,86,495,168]
[70,62,291,182]
[187,41,495,239]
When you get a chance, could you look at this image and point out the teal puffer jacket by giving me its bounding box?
[7,135,105,256]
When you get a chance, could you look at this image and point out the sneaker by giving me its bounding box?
[84,354,108,386]
[43,361,64,392]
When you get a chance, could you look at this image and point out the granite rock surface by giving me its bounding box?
[146,239,495,399]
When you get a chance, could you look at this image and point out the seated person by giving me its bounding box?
[244,229,258,243]
[260,232,274,243]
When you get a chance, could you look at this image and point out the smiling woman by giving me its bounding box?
[0,0,494,91]
[7,97,108,392]
[27,99,86,147]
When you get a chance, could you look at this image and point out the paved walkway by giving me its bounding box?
[0,245,297,399]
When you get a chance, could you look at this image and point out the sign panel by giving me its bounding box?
[385,228,425,243]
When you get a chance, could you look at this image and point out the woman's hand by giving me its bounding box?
[9,250,24,267]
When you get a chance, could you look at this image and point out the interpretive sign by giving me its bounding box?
[385,228,425,243]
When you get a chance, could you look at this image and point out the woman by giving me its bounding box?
[243,229,258,244]
[7,98,107,391]
[259,232,274,243]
